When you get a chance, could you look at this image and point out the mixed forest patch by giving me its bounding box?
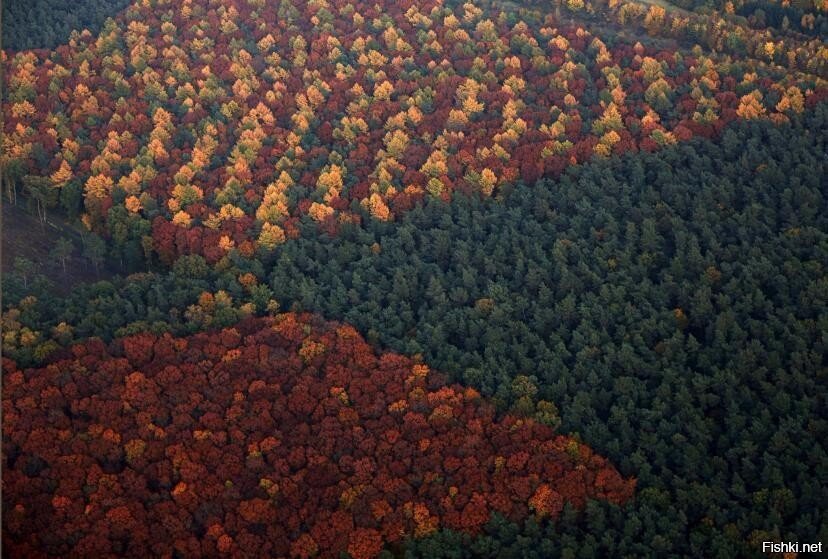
[2,0,827,557]
[2,313,633,558]
[3,108,826,557]
[3,0,826,272]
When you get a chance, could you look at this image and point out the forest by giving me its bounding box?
[2,0,826,557]
[4,313,633,557]
[1,0,133,51]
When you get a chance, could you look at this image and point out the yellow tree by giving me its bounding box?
[640,57,664,83]
[50,160,73,187]
[258,222,286,249]
[365,193,392,221]
[478,168,497,196]
[316,165,344,201]
[775,87,804,114]
[84,173,114,220]
[593,102,624,134]
[420,150,449,177]
[308,202,334,221]
[644,6,666,35]
[594,131,621,157]
[736,91,767,120]
[172,210,193,228]
[383,129,409,159]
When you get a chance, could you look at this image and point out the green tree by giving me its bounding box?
[82,233,106,277]
[50,238,74,274]
[22,175,58,226]
[13,257,37,290]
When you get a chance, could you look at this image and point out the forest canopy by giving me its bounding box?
[3,313,633,557]
[2,0,826,556]
[1,0,132,51]
[3,0,825,277]
[4,107,826,557]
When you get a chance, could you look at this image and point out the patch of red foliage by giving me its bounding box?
[2,313,634,558]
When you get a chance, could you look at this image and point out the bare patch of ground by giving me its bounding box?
[1,202,111,294]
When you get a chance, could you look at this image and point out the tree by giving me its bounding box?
[50,160,73,187]
[50,238,74,274]
[83,234,107,277]
[737,91,767,119]
[13,257,37,289]
[22,175,58,226]
[2,158,25,205]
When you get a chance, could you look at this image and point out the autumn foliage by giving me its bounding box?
[3,313,634,558]
[3,0,825,264]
